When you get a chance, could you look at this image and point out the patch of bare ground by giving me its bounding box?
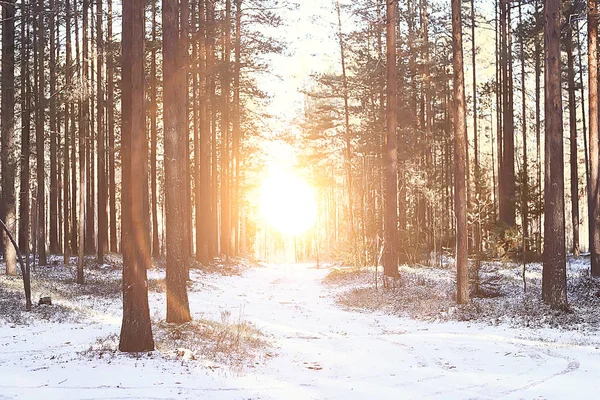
[326,258,600,331]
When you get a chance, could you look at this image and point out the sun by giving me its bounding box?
[259,170,317,236]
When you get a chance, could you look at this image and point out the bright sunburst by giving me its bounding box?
[259,170,317,236]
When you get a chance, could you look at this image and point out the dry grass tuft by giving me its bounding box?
[153,310,270,370]
[327,260,600,331]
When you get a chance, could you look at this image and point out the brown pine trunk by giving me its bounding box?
[19,0,31,259]
[383,0,398,278]
[519,1,529,253]
[72,0,80,256]
[64,0,73,265]
[151,0,160,258]
[107,0,117,253]
[164,0,191,323]
[232,0,242,256]
[452,0,469,305]
[1,0,17,275]
[97,0,107,262]
[77,0,87,283]
[193,0,200,260]
[588,0,600,276]
[49,0,59,255]
[336,0,355,260]
[84,0,95,255]
[208,0,218,259]
[119,0,155,352]
[471,0,480,259]
[36,0,47,266]
[221,0,232,260]
[499,0,516,228]
[576,20,590,192]
[197,0,210,264]
[181,0,192,260]
[542,0,567,309]
[534,0,542,252]
[566,20,580,257]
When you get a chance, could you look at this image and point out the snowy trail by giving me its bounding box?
[192,264,599,399]
[1,263,599,399]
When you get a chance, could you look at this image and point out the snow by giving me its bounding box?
[1,262,599,399]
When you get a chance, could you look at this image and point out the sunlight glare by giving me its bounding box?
[259,171,317,236]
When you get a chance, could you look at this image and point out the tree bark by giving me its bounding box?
[64,0,73,265]
[49,0,59,255]
[77,0,87,283]
[499,0,516,228]
[221,0,232,260]
[383,0,398,278]
[196,0,210,265]
[36,0,47,266]
[151,0,160,258]
[1,0,17,275]
[566,20,580,257]
[97,0,107,262]
[164,0,192,323]
[107,0,117,253]
[18,0,30,262]
[119,0,155,352]
[519,1,529,253]
[336,0,356,261]
[232,0,242,256]
[588,0,600,276]
[542,0,568,309]
[452,0,469,305]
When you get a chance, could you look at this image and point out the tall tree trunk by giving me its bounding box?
[471,0,481,262]
[452,0,469,305]
[566,19,580,257]
[197,0,210,264]
[383,0,398,278]
[519,1,529,253]
[164,0,192,323]
[1,0,17,275]
[232,0,242,256]
[64,0,73,265]
[77,0,87,283]
[499,0,516,228]
[97,0,107,262]
[588,0,600,276]
[49,0,59,255]
[534,0,542,252]
[36,0,47,266]
[576,20,590,193]
[72,0,80,256]
[181,0,192,260]
[119,0,155,352]
[336,0,355,261]
[151,0,160,257]
[19,0,31,261]
[221,0,232,260]
[84,0,95,255]
[107,0,117,253]
[208,0,218,258]
[542,0,567,309]
[192,0,200,260]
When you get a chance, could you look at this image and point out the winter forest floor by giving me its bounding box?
[0,257,599,399]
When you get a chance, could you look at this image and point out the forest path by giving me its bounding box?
[196,263,600,399]
[0,262,599,399]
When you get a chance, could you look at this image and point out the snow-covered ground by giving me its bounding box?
[1,262,599,399]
